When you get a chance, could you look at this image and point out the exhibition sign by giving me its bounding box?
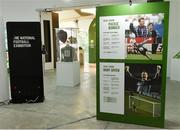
[96,2,169,128]
[100,63,124,114]
[7,22,44,103]
[100,16,126,59]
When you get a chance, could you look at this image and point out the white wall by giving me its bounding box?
[0,0,9,102]
[1,0,42,21]
[59,21,78,28]
[59,19,93,32]
[79,19,93,32]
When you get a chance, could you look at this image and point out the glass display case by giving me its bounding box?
[56,28,79,62]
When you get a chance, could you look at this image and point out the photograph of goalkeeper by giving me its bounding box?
[125,64,162,117]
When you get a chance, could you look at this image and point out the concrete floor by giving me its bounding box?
[0,65,180,129]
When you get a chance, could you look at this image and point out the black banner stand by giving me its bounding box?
[7,22,44,103]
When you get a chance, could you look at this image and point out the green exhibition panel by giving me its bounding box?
[96,2,169,128]
[89,18,96,63]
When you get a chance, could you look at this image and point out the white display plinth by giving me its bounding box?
[56,61,80,87]
[170,59,180,81]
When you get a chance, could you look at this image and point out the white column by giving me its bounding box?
[0,3,10,102]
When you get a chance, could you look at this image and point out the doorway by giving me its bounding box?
[40,7,97,95]
[40,8,96,71]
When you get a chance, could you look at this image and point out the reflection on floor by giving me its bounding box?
[0,64,180,129]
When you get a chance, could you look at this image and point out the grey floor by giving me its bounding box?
[0,65,180,129]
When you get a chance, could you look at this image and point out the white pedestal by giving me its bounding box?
[56,61,80,87]
[170,59,180,81]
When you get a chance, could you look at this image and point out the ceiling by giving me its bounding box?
[53,0,147,11]
[58,9,95,22]
[1,0,147,10]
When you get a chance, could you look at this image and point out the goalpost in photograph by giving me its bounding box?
[129,95,161,117]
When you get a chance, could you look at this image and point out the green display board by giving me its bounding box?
[96,2,169,128]
[89,18,96,63]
